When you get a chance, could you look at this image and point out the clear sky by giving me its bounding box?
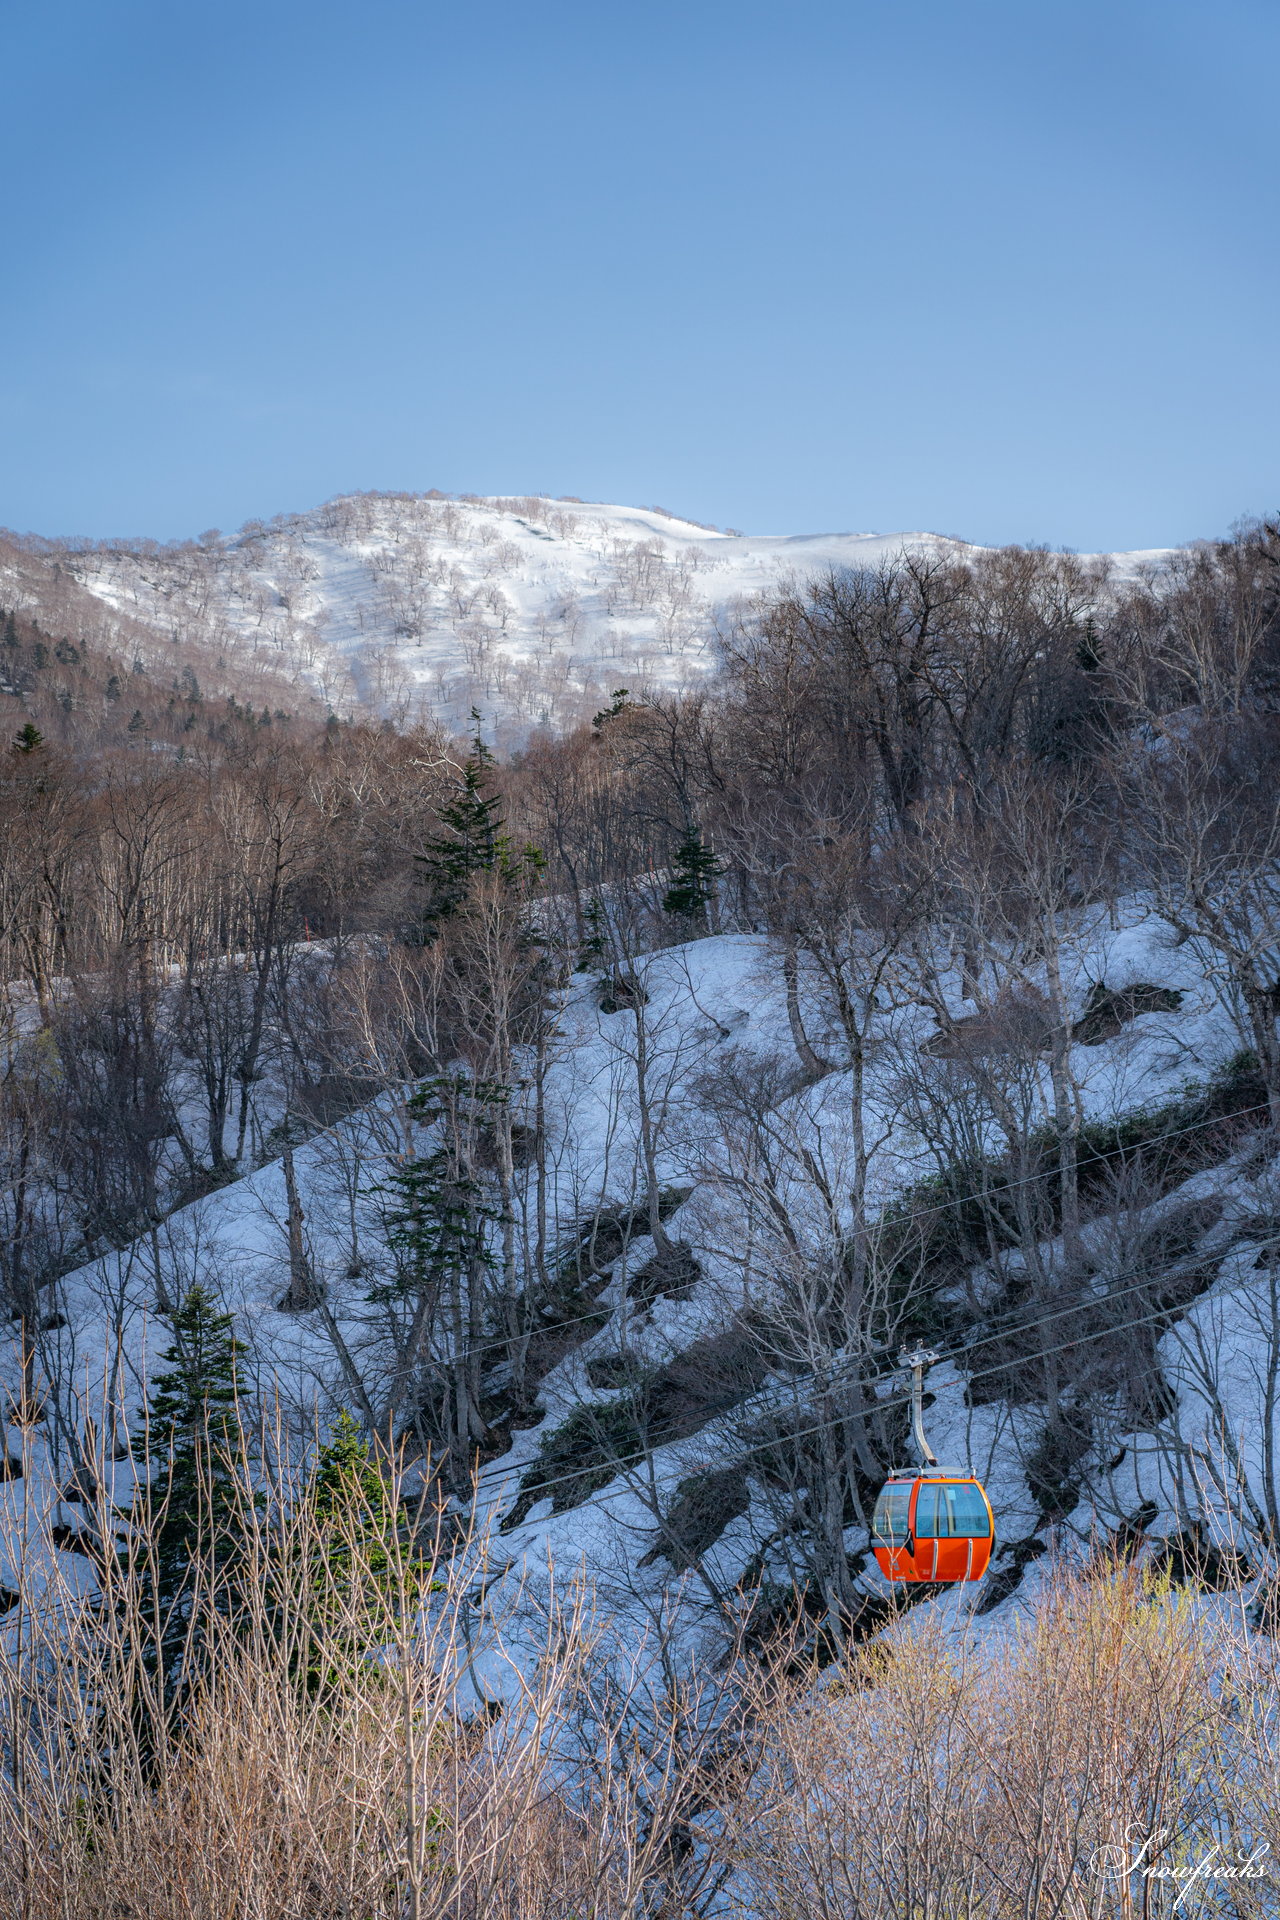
[1,0,1275,551]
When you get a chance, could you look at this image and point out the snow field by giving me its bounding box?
[9,888,1279,1669]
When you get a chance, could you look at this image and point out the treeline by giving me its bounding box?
[0,601,301,752]
[0,525,311,736]
[4,519,1280,1620]
[511,526,1280,916]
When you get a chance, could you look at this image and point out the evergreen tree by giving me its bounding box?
[414,717,543,936]
[592,687,632,730]
[662,825,722,930]
[379,1077,505,1303]
[143,1285,246,1633]
[301,1412,401,1689]
[312,1410,393,1538]
[415,726,509,933]
[293,1412,437,1696]
[310,1413,402,1598]
[94,1285,250,1766]
[375,1075,507,1461]
[575,896,608,973]
[1077,616,1103,673]
[13,723,43,754]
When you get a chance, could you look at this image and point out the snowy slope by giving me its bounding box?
[60,494,1172,737]
[9,902,1272,1652]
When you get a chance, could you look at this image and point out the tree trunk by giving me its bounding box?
[278,1139,323,1310]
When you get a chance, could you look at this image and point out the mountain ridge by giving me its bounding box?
[6,492,1173,739]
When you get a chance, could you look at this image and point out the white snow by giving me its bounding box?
[10,890,1275,1651]
[59,493,1173,738]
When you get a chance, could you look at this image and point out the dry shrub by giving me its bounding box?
[1,1448,1278,1920]
[0,1443,675,1920]
[725,1569,1277,1920]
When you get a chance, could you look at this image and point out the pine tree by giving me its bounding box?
[414,718,543,937]
[310,1410,401,1598]
[298,1412,434,1696]
[13,723,43,754]
[415,726,509,933]
[375,1075,507,1462]
[662,825,722,931]
[1077,617,1103,673]
[143,1285,246,1630]
[592,687,632,730]
[312,1411,392,1533]
[379,1077,505,1304]
[575,896,608,973]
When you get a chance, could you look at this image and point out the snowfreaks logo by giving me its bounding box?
[1092,1829,1270,1908]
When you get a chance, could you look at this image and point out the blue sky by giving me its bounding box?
[1,0,1275,550]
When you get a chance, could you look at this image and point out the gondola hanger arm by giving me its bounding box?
[899,1346,940,1470]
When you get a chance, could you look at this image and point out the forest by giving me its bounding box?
[2,515,1280,1915]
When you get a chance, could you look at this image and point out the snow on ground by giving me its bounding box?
[4,896,1271,1655]
[60,493,1173,737]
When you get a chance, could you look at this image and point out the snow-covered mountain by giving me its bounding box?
[60,494,1170,737]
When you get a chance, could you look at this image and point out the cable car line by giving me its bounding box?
[371,1093,1271,1382]
[650,1204,1280,1478]
[475,1219,1280,1555]
[481,1220,1280,1511]
[848,1098,1270,1232]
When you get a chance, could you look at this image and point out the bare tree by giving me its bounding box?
[1125,713,1280,1131]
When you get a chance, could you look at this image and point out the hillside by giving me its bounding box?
[4,906,1276,1661]
[3,515,1280,1905]
[0,528,317,747]
[16,493,1170,736]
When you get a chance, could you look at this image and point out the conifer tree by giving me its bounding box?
[592,687,632,730]
[1077,616,1103,673]
[415,721,509,934]
[302,1412,400,1686]
[415,716,543,936]
[379,1078,505,1302]
[375,1075,507,1464]
[662,825,722,931]
[13,723,43,754]
[576,896,608,973]
[295,1411,436,1695]
[143,1284,246,1629]
[310,1410,402,1597]
[312,1411,392,1533]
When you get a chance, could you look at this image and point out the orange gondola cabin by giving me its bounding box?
[870,1348,996,1584]
[871,1472,994,1583]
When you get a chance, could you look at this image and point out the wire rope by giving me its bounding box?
[355,1093,1272,1380]
[473,1218,1280,1516]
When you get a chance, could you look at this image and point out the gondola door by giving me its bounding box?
[911,1481,940,1579]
